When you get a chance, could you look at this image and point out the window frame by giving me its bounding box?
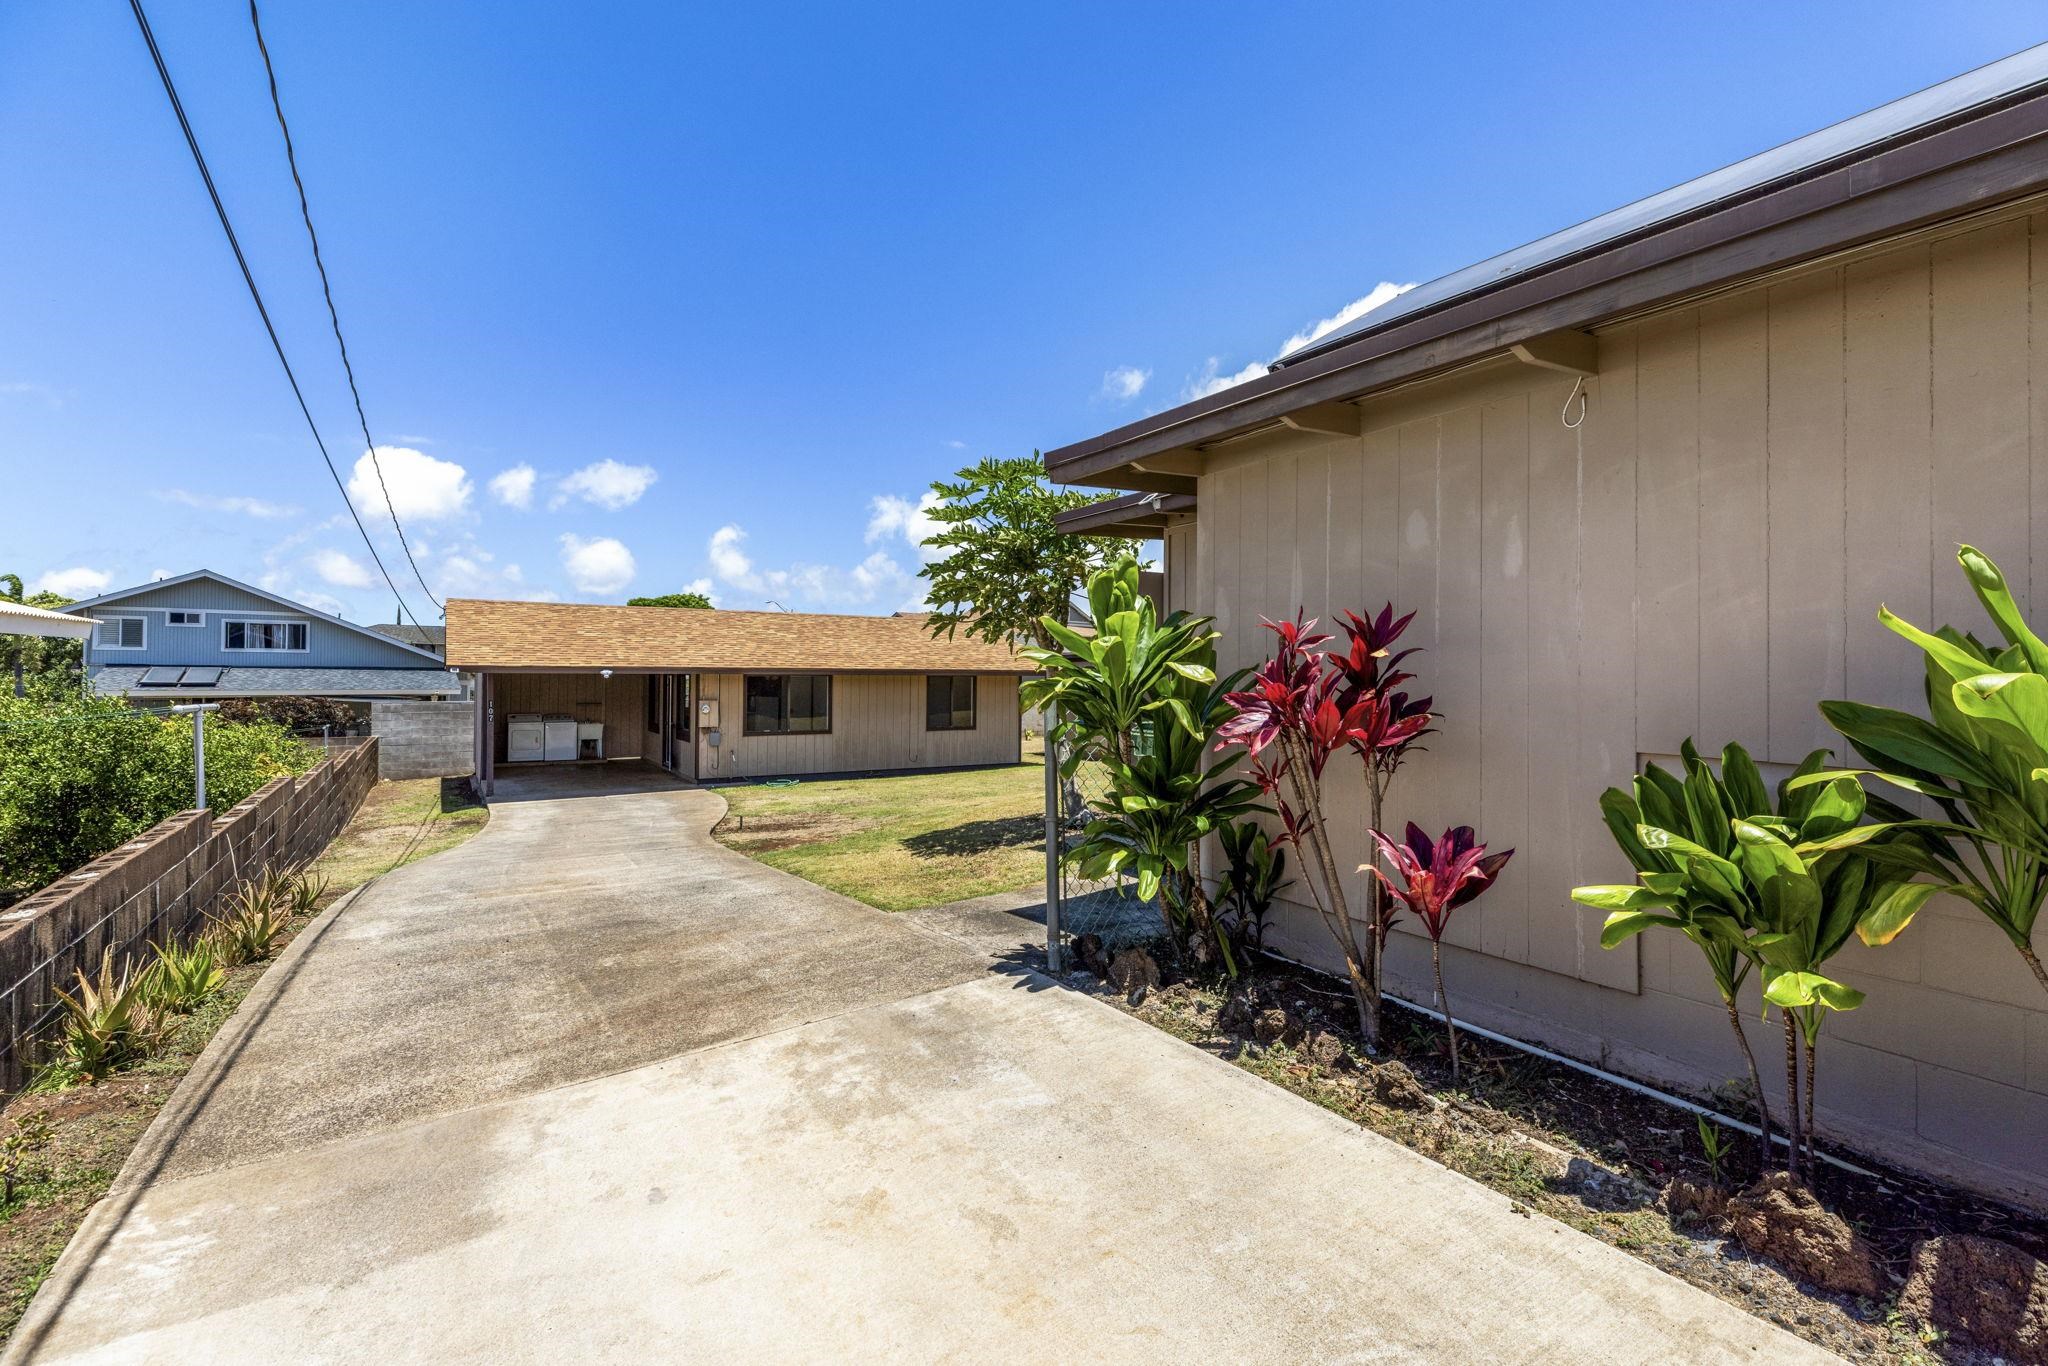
[742,673,833,737]
[95,614,146,651]
[221,618,309,653]
[925,674,977,732]
[165,610,204,628]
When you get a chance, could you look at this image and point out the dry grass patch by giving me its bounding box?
[713,745,1044,911]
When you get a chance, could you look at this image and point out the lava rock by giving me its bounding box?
[1304,1029,1351,1072]
[1898,1234,2048,1364]
[1663,1178,1729,1227]
[1559,1156,1655,1213]
[1070,933,1111,977]
[1369,1060,1434,1111]
[1216,989,1257,1036]
[1724,1172,1886,1301]
[1107,948,1161,1004]
[1066,970,1100,993]
[1252,1008,1301,1046]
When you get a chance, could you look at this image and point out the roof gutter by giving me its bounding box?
[1045,79,2048,490]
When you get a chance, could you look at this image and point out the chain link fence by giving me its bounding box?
[1045,709,1163,967]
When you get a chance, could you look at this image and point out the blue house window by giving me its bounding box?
[95,615,145,650]
[223,619,308,652]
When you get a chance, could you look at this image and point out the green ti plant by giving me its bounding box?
[1573,741,1933,1177]
[1819,544,2048,1000]
[1021,557,1264,972]
[1216,821,1291,964]
[1695,1115,1731,1188]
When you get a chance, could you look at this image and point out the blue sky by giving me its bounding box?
[3,2,2043,623]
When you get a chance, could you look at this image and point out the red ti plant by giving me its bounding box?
[1328,607,1435,998]
[1217,614,1389,1041]
[1366,823,1513,1082]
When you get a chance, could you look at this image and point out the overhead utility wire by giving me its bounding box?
[247,0,442,617]
[125,0,428,629]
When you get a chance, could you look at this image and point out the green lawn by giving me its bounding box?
[712,745,1045,911]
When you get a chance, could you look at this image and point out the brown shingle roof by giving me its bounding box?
[444,599,1033,674]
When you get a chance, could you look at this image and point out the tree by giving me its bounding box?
[626,592,713,609]
[919,456,1127,650]
[2,576,82,697]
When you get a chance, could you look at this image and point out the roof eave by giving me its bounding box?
[1044,85,2048,490]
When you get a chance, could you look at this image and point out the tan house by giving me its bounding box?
[445,600,1029,791]
[1049,51,2048,1205]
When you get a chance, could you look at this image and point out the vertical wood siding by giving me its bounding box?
[1194,212,2048,1201]
[691,672,1021,779]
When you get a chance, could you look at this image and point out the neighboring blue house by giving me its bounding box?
[64,570,461,703]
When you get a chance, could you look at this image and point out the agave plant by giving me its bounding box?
[210,869,294,966]
[42,950,169,1086]
[143,935,227,1013]
[284,867,330,917]
[1818,544,2048,1000]
[1365,823,1512,1082]
[1573,740,1932,1176]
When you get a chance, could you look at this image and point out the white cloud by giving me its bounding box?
[864,491,944,562]
[309,548,373,589]
[347,445,472,522]
[551,459,657,511]
[1183,356,1272,400]
[1181,281,1416,400]
[1101,365,1150,401]
[559,534,636,596]
[488,463,537,510]
[156,489,301,519]
[944,439,968,450]
[706,523,921,609]
[31,567,111,598]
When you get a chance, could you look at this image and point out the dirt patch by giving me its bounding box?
[716,812,881,853]
[1061,944,2041,1364]
[1900,1235,2048,1363]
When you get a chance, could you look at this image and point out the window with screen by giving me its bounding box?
[925,675,976,731]
[743,674,831,735]
[222,620,307,651]
[95,615,145,649]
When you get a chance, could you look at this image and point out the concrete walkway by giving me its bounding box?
[11,764,1835,1364]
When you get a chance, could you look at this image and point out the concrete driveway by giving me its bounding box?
[10,764,1833,1364]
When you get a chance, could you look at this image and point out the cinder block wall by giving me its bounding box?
[0,738,378,1090]
[371,700,475,780]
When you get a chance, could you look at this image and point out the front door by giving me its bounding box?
[666,673,694,779]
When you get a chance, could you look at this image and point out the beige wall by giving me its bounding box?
[692,671,1021,779]
[1191,208,2048,1204]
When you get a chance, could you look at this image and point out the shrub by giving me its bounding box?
[217,695,361,735]
[0,683,314,898]
[1217,822,1290,960]
[1,1112,52,1204]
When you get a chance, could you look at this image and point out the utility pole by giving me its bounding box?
[169,702,219,810]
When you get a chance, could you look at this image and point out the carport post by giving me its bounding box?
[1043,701,1061,973]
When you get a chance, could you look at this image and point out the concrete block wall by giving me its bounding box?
[371,700,475,780]
[0,738,378,1090]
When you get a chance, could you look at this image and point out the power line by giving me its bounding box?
[246,0,442,618]
[124,0,430,629]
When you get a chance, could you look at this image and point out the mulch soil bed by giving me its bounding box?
[1067,942,2048,1365]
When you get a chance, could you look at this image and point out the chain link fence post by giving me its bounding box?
[1042,701,1062,973]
